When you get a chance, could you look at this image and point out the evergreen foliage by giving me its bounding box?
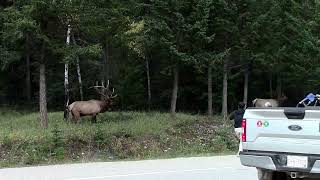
[1,0,319,116]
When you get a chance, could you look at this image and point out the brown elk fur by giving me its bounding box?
[68,99,113,123]
[252,95,288,107]
[67,81,116,123]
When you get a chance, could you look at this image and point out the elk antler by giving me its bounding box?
[89,81,108,98]
[106,80,110,90]
[109,88,118,98]
[89,80,117,99]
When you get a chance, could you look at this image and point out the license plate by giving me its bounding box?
[287,155,308,169]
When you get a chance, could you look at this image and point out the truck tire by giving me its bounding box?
[257,168,289,180]
[257,168,273,180]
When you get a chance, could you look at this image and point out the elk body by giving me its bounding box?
[252,98,279,107]
[252,95,287,107]
[66,81,117,123]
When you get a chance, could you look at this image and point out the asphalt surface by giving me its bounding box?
[0,155,257,180]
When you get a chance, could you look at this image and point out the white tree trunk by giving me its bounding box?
[76,57,83,101]
[64,25,71,120]
[72,34,83,101]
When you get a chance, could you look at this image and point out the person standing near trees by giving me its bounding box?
[229,102,246,155]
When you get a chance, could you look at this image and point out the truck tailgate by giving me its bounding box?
[243,108,320,155]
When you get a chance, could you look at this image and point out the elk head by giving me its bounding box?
[278,94,288,102]
[90,80,117,106]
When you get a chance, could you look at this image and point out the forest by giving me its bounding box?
[1,0,320,127]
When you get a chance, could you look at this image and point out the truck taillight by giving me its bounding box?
[241,119,246,142]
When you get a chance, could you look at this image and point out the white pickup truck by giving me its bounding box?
[239,107,320,180]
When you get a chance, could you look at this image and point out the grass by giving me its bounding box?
[0,109,238,168]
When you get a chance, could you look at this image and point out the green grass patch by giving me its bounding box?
[0,110,238,168]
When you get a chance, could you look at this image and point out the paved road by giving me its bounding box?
[0,155,257,180]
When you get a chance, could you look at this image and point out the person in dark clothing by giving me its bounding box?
[229,102,246,128]
[229,102,246,155]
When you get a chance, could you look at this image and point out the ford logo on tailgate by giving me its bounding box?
[288,125,302,131]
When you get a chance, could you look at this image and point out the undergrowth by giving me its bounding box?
[0,110,238,168]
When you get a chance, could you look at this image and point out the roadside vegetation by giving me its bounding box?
[0,110,238,168]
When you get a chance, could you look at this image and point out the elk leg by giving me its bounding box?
[72,110,80,124]
[67,109,73,123]
[70,111,75,123]
[91,114,97,123]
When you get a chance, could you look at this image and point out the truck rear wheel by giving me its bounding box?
[257,168,273,180]
[257,168,289,180]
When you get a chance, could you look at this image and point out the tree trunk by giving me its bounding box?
[243,66,249,105]
[222,58,228,120]
[64,25,71,120]
[145,56,151,111]
[102,41,110,82]
[269,72,273,98]
[72,34,83,101]
[277,75,282,99]
[170,65,179,117]
[208,64,213,117]
[39,43,48,129]
[64,63,69,119]
[76,57,83,101]
[25,34,31,102]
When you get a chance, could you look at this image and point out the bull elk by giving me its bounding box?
[66,81,117,123]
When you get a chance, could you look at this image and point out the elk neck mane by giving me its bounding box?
[96,99,111,112]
